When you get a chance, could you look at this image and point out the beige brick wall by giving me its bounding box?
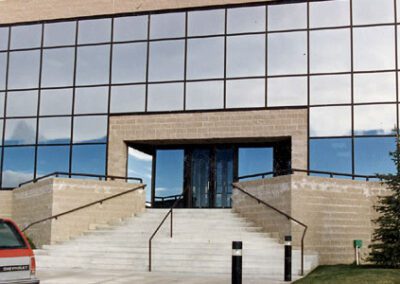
[0,0,271,24]
[232,176,292,241]
[234,175,390,265]
[12,179,54,246]
[108,109,308,177]
[0,191,13,219]
[13,178,146,248]
[291,175,388,265]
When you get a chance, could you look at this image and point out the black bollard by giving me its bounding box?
[284,235,292,282]
[232,241,242,284]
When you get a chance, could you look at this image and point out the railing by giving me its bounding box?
[237,168,381,182]
[148,192,185,272]
[231,182,308,276]
[22,183,146,232]
[18,172,143,187]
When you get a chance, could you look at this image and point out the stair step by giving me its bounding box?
[36,209,319,278]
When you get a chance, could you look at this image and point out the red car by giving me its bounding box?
[0,219,39,284]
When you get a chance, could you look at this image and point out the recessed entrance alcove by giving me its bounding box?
[108,108,308,208]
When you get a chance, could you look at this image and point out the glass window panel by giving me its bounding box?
[8,50,40,89]
[38,117,71,144]
[76,45,110,86]
[128,147,153,202]
[6,90,38,117]
[187,37,224,80]
[188,9,225,36]
[0,53,6,90]
[310,75,351,105]
[71,144,106,175]
[2,147,35,188]
[114,15,148,42]
[147,83,184,112]
[354,104,396,136]
[310,0,350,28]
[73,115,107,143]
[74,87,108,114]
[354,72,396,103]
[10,24,41,49]
[0,120,3,144]
[4,118,36,145]
[78,19,111,44]
[353,26,395,71]
[155,149,184,199]
[310,106,351,137]
[353,0,394,25]
[0,27,9,51]
[238,147,273,177]
[398,0,400,22]
[310,138,352,174]
[44,21,76,47]
[268,77,307,107]
[268,32,307,75]
[112,42,147,84]
[310,29,351,73]
[226,79,265,109]
[110,85,146,113]
[268,3,307,31]
[186,81,224,110]
[227,34,265,77]
[355,137,396,176]
[42,47,75,87]
[149,40,185,82]
[0,93,5,117]
[36,146,70,177]
[40,89,73,116]
[150,12,185,39]
[227,6,266,34]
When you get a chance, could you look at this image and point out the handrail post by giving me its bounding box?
[170,208,173,238]
[149,239,152,272]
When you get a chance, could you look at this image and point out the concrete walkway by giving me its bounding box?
[37,269,293,284]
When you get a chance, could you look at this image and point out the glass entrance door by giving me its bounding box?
[191,148,211,208]
[215,147,234,208]
[189,147,234,208]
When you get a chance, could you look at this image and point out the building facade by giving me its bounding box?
[0,0,398,208]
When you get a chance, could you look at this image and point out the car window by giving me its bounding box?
[0,221,27,249]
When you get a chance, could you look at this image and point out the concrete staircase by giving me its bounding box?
[35,209,318,281]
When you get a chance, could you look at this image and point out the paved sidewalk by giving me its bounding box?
[37,269,293,284]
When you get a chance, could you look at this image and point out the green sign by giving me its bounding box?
[354,240,363,248]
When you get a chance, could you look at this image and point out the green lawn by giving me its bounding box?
[294,265,400,284]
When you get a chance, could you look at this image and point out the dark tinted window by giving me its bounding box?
[37,146,70,177]
[310,138,352,174]
[0,221,26,249]
[2,146,35,187]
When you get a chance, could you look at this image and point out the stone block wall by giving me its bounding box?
[0,0,271,24]
[232,176,292,241]
[233,175,390,265]
[12,178,146,248]
[0,191,13,219]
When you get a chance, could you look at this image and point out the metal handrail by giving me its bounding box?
[18,172,143,187]
[148,192,185,272]
[237,168,381,181]
[22,184,146,232]
[232,182,308,276]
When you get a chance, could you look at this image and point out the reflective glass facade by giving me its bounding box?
[0,0,399,188]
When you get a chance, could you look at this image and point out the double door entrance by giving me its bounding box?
[129,141,288,208]
[187,147,234,208]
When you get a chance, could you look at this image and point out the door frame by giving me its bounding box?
[128,140,289,208]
